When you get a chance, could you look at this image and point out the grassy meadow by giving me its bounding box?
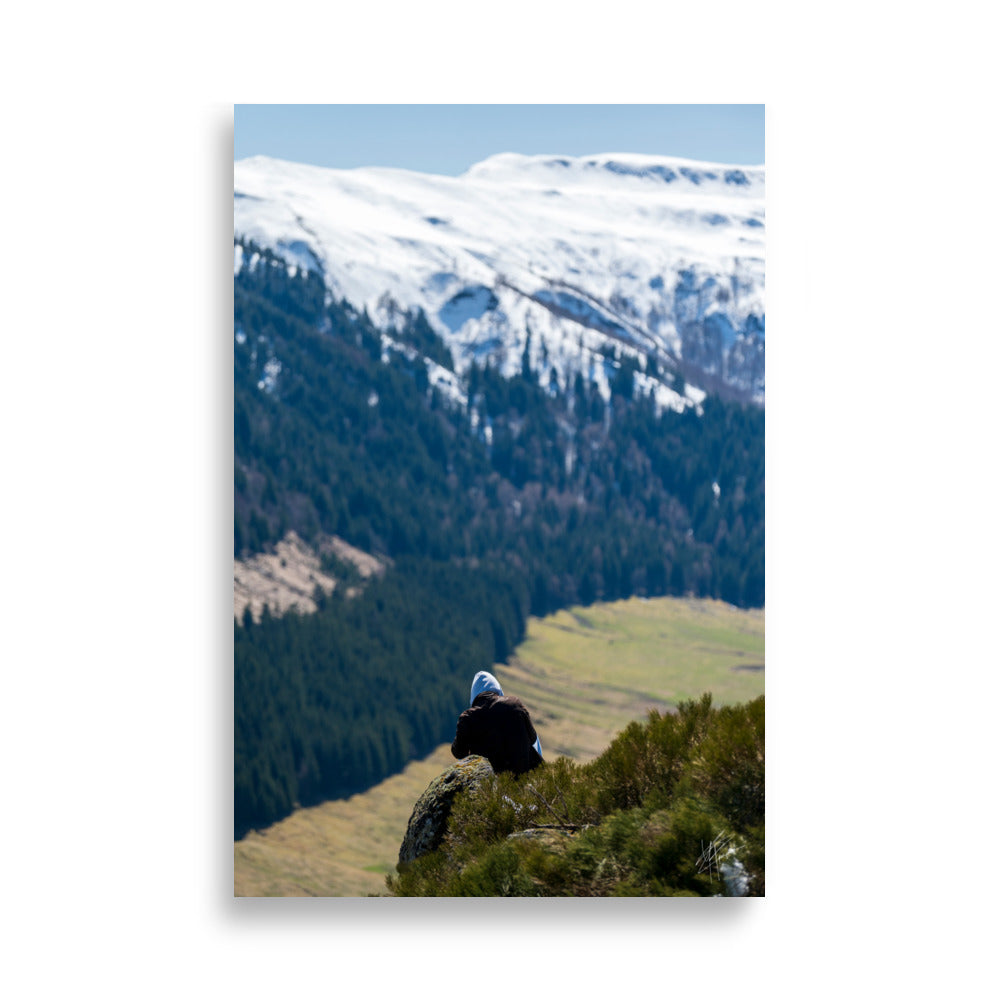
[234,595,764,897]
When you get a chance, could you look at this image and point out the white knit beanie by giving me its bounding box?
[470,670,503,705]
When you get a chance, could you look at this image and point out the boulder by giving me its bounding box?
[397,756,495,866]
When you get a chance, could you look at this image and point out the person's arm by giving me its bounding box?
[520,704,537,748]
[519,702,543,764]
[451,711,470,759]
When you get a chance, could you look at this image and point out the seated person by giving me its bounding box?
[451,670,543,775]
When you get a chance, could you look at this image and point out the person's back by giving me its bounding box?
[451,671,543,776]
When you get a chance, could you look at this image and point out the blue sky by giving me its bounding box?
[234,105,764,176]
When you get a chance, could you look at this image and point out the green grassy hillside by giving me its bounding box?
[503,596,763,761]
[234,595,764,896]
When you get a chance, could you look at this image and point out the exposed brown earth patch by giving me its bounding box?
[233,531,385,623]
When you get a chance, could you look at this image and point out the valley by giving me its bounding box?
[233,594,764,897]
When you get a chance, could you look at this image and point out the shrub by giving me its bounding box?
[449,842,539,897]
[388,693,764,896]
[687,697,764,831]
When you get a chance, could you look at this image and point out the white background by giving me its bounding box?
[2,3,996,995]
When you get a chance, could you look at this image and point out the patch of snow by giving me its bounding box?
[426,359,467,408]
[633,371,689,414]
[257,356,281,393]
[685,383,707,406]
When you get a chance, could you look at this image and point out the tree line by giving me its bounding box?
[235,558,528,838]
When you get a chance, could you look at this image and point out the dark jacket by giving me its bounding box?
[451,691,543,775]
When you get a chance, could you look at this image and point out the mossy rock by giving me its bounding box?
[398,756,495,866]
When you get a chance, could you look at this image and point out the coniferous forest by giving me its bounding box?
[234,239,764,837]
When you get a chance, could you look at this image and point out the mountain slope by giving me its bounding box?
[232,160,766,838]
[233,244,765,611]
[234,152,764,404]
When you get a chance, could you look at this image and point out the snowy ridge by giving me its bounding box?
[463,151,763,197]
[234,151,764,405]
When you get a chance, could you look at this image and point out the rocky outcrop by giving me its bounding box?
[397,756,495,866]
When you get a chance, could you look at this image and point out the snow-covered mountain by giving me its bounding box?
[234,151,764,408]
